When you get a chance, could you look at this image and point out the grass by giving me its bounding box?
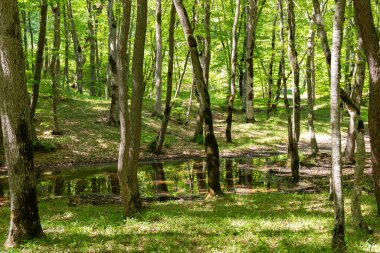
[0,192,379,252]
[29,77,361,168]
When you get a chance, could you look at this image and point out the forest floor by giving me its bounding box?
[1,90,380,252]
[0,86,369,172]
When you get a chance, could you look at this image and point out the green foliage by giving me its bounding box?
[33,139,58,152]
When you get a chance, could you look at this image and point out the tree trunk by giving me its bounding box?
[286,0,300,181]
[117,0,148,217]
[245,0,258,123]
[0,0,43,246]
[107,0,119,126]
[351,120,369,231]
[28,12,35,72]
[30,0,48,140]
[353,0,380,217]
[63,2,70,91]
[174,0,223,196]
[22,9,29,70]
[344,30,365,164]
[313,0,331,73]
[306,15,319,155]
[44,38,49,75]
[152,163,169,195]
[86,0,96,96]
[154,0,163,116]
[330,0,346,250]
[0,118,4,165]
[266,15,277,119]
[154,3,176,154]
[50,2,62,135]
[226,0,240,143]
[67,0,84,94]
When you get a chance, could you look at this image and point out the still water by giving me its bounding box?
[0,156,288,201]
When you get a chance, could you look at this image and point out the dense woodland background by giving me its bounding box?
[1,0,380,251]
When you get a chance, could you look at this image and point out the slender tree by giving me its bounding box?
[62,1,70,91]
[306,14,319,154]
[266,15,277,119]
[286,0,300,181]
[173,0,223,196]
[0,0,43,246]
[330,0,346,250]
[353,0,380,217]
[154,3,176,154]
[30,0,48,140]
[154,0,163,116]
[67,0,84,93]
[86,0,97,96]
[226,0,240,142]
[50,1,63,135]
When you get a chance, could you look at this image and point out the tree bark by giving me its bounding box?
[50,2,62,135]
[344,31,365,164]
[173,0,223,196]
[63,2,70,91]
[306,15,319,155]
[226,0,240,143]
[86,0,96,96]
[330,0,346,250]
[154,0,163,116]
[22,9,29,71]
[353,0,380,217]
[154,3,176,154]
[30,0,48,140]
[0,118,4,165]
[286,0,300,181]
[67,0,84,94]
[351,120,369,231]
[266,15,277,119]
[107,0,119,126]
[0,0,43,246]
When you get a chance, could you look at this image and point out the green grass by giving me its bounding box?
[0,192,379,252]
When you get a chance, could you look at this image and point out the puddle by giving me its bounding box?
[0,156,294,203]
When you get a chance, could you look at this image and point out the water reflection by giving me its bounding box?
[0,157,283,202]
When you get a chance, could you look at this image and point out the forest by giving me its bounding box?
[0,0,380,251]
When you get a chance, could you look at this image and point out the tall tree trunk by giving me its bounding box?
[28,12,35,72]
[0,118,3,165]
[286,0,300,181]
[67,0,84,94]
[22,9,29,70]
[117,0,148,217]
[306,15,319,155]
[0,0,43,246]
[353,0,380,217]
[154,3,176,154]
[226,0,240,142]
[245,0,258,123]
[154,0,163,116]
[63,2,70,91]
[174,0,223,196]
[330,0,346,250]
[351,120,369,231]
[344,31,365,164]
[30,0,48,140]
[44,38,49,75]
[50,1,62,135]
[266,15,277,119]
[107,0,120,126]
[86,0,96,96]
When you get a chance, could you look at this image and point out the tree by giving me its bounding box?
[286,0,300,181]
[154,3,176,154]
[117,0,148,216]
[353,0,380,217]
[86,0,97,96]
[50,1,63,135]
[226,0,240,142]
[107,0,120,126]
[306,13,319,154]
[330,0,346,250]
[0,0,43,246]
[30,0,48,140]
[0,118,3,165]
[173,0,223,196]
[154,0,163,116]
[67,0,84,93]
